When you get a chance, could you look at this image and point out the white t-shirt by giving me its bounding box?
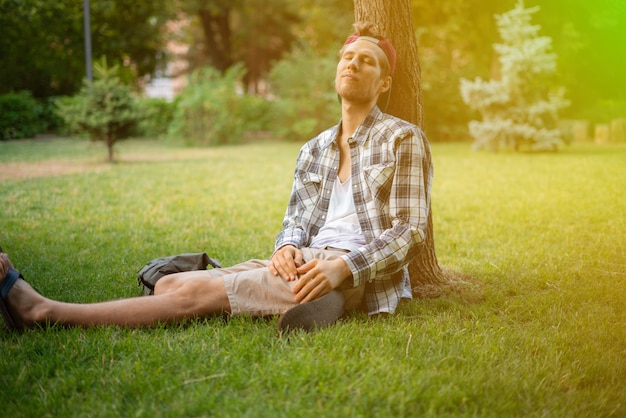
[309,176,366,252]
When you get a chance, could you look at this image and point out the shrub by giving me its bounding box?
[168,64,265,146]
[0,91,46,140]
[239,94,273,134]
[56,59,143,161]
[136,97,176,138]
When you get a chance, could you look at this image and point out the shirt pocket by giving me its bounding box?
[295,172,322,207]
[363,163,394,202]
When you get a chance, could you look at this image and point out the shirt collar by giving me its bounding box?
[321,106,383,150]
[352,106,383,145]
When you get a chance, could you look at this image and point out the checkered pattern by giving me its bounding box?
[275,106,434,315]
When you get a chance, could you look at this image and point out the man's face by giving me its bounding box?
[335,40,391,105]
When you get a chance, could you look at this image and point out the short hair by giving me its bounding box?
[341,22,396,77]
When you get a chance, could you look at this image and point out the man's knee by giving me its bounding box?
[153,273,185,295]
[161,275,230,315]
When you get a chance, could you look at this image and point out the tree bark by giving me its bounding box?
[354,0,443,288]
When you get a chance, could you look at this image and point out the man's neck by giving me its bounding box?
[340,100,376,140]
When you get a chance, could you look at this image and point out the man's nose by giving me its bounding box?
[348,57,359,70]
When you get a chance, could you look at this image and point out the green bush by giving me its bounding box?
[239,93,273,134]
[136,97,176,138]
[168,64,267,146]
[268,47,340,141]
[55,59,143,161]
[0,91,46,140]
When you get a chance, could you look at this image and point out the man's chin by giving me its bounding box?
[337,89,367,103]
[338,96,372,107]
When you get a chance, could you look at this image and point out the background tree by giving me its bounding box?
[0,1,84,98]
[56,59,143,162]
[460,1,569,151]
[354,0,444,290]
[176,0,301,93]
[0,0,173,98]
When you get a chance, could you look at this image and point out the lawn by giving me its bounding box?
[1,138,625,417]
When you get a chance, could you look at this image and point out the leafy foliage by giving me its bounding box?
[0,91,47,140]
[460,1,569,151]
[56,59,143,161]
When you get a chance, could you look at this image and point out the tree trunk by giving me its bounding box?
[198,4,233,73]
[106,135,115,163]
[354,0,444,288]
[107,144,114,162]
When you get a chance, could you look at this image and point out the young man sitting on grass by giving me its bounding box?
[0,22,433,333]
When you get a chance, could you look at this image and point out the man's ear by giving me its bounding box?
[380,76,392,94]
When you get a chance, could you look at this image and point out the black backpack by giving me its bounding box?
[137,252,221,295]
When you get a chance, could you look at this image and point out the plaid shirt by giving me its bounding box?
[275,106,433,315]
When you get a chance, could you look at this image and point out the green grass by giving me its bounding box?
[1,138,625,417]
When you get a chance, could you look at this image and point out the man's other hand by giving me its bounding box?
[292,258,352,303]
[269,245,304,281]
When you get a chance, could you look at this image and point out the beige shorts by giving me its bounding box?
[220,248,365,316]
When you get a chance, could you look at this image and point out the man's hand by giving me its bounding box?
[269,245,304,281]
[292,258,352,303]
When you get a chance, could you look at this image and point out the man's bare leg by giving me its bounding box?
[1,253,230,328]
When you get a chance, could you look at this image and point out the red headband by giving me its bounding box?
[343,33,396,76]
